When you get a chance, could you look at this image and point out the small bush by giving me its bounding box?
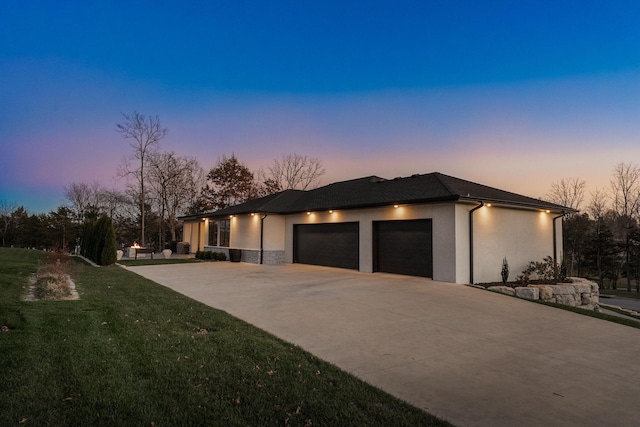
[516,256,566,285]
[195,250,227,261]
[501,257,509,284]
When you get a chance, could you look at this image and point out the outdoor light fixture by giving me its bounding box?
[306,212,311,215]
[393,204,399,208]
[329,210,333,213]
[546,210,551,213]
[486,203,492,207]
[251,213,255,216]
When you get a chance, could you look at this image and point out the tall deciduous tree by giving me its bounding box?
[261,153,325,192]
[201,155,258,210]
[609,162,640,291]
[148,151,204,246]
[117,112,168,246]
[546,177,586,211]
[586,188,610,288]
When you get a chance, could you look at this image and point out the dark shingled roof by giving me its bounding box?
[181,172,573,220]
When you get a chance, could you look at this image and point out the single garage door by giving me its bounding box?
[293,222,359,270]
[373,219,433,277]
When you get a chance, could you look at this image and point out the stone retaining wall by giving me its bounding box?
[487,277,599,310]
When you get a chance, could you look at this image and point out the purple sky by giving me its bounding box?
[2,1,640,213]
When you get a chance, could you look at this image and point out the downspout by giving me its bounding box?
[552,212,565,265]
[469,201,484,284]
[259,214,268,264]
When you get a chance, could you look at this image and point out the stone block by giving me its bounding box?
[572,283,592,294]
[515,287,539,300]
[528,285,553,300]
[488,286,515,296]
[555,294,579,306]
[550,285,573,296]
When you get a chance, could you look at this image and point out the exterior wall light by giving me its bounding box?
[251,213,255,216]
[545,210,551,213]
[306,212,311,215]
[393,204,399,208]
[329,210,334,213]
[486,203,492,207]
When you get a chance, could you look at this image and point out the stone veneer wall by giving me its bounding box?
[486,277,599,310]
[241,250,285,264]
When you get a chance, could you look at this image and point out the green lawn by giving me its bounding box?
[600,289,640,300]
[0,248,451,426]
[117,258,203,266]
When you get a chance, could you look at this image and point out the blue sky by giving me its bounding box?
[2,1,640,212]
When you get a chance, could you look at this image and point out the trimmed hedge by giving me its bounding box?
[195,250,227,261]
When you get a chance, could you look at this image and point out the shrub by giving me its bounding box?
[516,256,566,285]
[501,257,509,284]
[80,215,117,265]
[196,251,227,261]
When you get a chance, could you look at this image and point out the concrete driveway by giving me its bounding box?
[125,262,640,427]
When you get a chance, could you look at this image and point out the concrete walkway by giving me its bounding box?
[125,262,640,427]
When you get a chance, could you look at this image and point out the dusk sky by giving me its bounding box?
[2,1,640,213]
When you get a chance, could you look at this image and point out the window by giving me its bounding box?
[208,219,230,247]
[208,220,218,246]
[219,219,230,247]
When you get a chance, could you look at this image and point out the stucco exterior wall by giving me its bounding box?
[228,214,286,251]
[183,220,206,253]
[467,204,560,284]
[283,203,458,282]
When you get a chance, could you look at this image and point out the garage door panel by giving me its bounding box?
[294,223,359,270]
[374,220,432,277]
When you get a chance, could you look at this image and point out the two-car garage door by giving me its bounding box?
[293,219,433,278]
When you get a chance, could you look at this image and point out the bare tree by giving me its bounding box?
[148,151,204,246]
[586,187,608,221]
[262,153,325,192]
[609,162,640,291]
[587,188,609,288]
[0,200,18,246]
[64,181,104,222]
[546,177,586,211]
[117,112,168,246]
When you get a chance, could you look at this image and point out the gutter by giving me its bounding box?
[552,213,565,265]
[259,214,268,264]
[469,201,484,284]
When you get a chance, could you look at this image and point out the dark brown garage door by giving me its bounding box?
[373,219,433,278]
[293,222,359,270]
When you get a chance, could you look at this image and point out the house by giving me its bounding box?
[179,172,574,284]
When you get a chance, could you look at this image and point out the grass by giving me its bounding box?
[600,289,640,300]
[0,248,451,426]
[117,258,202,267]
